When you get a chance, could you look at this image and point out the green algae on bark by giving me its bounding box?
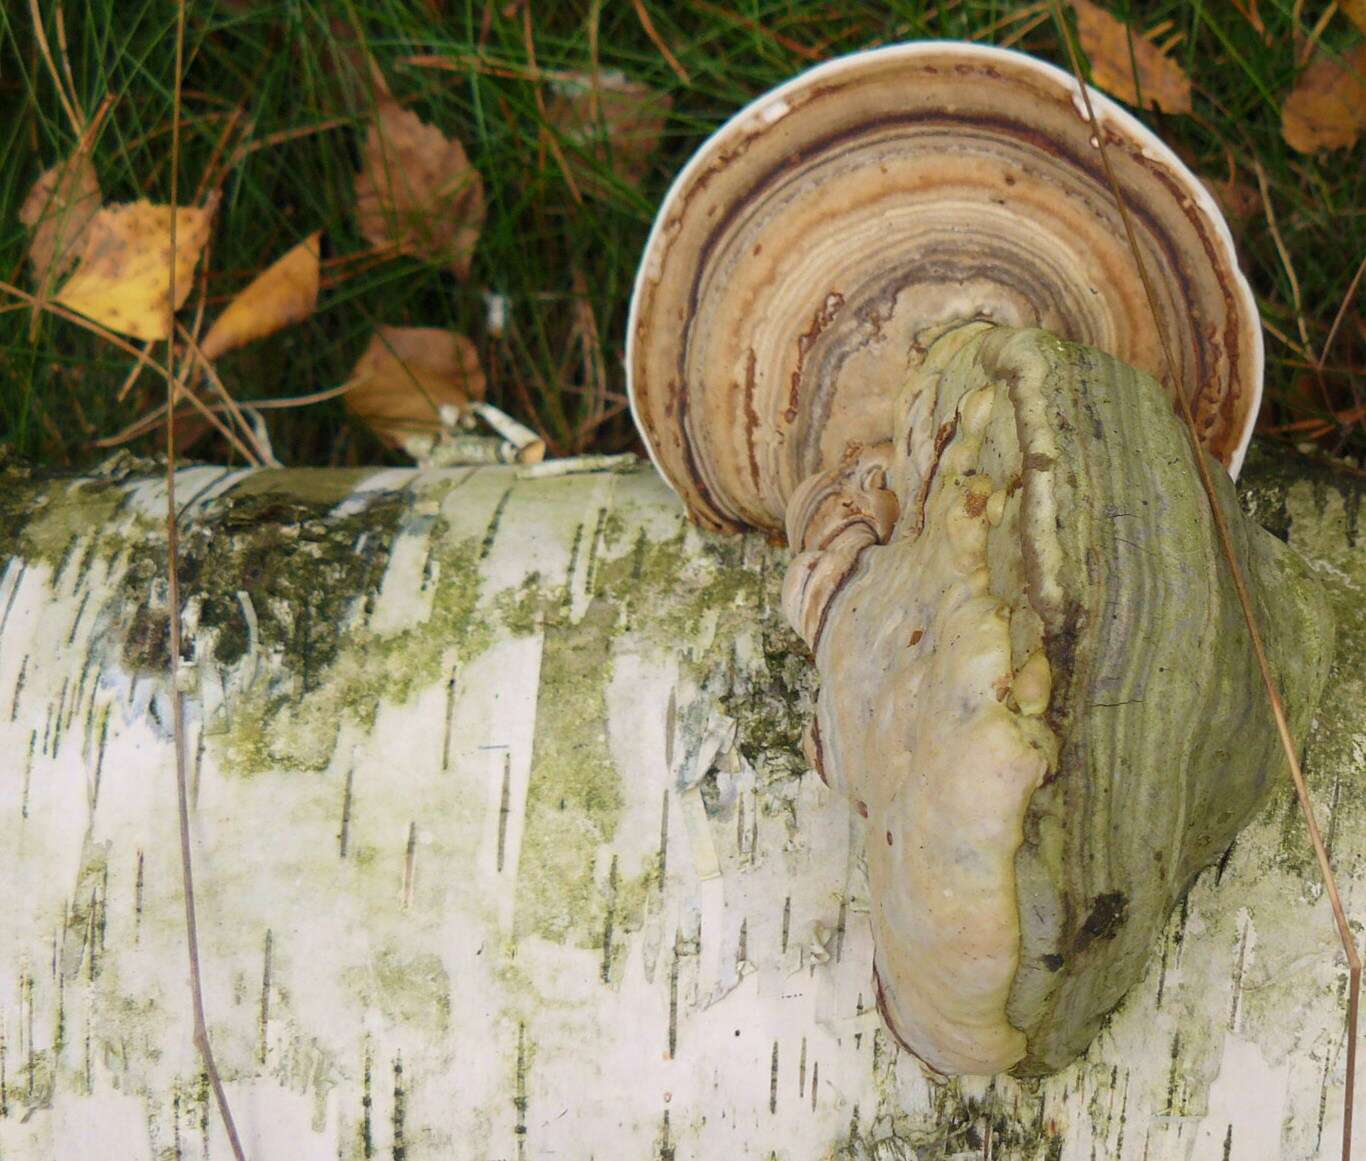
[514,598,624,946]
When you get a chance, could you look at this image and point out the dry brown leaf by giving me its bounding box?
[544,70,672,197]
[344,326,486,447]
[201,233,321,361]
[20,154,101,293]
[1282,43,1366,153]
[1071,0,1193,114]
[354,101,485,279]
[54,197,217,341]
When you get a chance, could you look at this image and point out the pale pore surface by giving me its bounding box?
[811,324,1058,1074]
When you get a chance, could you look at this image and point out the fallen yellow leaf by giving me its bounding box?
[354,100,484,279]
[344,326,486,448]
[55,197,217,341]
[201,232,321,361]
[20,154,101,294]
[545,70,672,197]
[1282,43,1366,154]
[1345,0,1366,35]
[1071,0,1193,114]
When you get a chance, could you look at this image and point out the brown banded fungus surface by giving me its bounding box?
[627,43,1330,1078]
[628,42,1261,535]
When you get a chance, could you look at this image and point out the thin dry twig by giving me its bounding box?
[164,3,250,1157]
[1254,161,1312,353]
[630,0,692,83]
[1320,256,1366,371]
[691,0,823,60]
[1320,255,1366,443]
[1298,0,1339,67]
[1053,8,1361,1159]
[523,7,584,206]
[175,321,272,465]
[102,377,370,447]
[27,0,83,135]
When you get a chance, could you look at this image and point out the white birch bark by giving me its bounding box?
[0,447,1359,1160]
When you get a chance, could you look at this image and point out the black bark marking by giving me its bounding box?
[360,1042,373,1158]
[657,788,669,884]
[402,822,417,910]
[601,854,619,984]
[54,968,64,1056]
[134,848,145,943]
[66,590,91,646]
[496,752,512,873]
[658,1108,674,1161]
[667,929,680,1058]
[392,1053,407,1161]
[585,506,608,596]
[20,730,34,821]
[0,562,25,640]
[9,654,26,720]
[781,895,791,954]
[769,1039,779,1113]
[479,486,516,562]
[258,930,272,1065]
[90,705,110,816]
[339,763,355,858]
[1164,1032,1181,1114]
[441,668,458,772]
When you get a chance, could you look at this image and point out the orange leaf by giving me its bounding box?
[353,101,485,280]
[1281,44,1366,154]
[544,71,672,197]
[201,232,321,361]
[1071,0,1193,114]
[54,197,217,341]
[20,154,102,294]
[344,326,486,448]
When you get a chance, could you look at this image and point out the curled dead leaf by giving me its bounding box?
[1070,0,1193,114]
[354,100,485,279]
[20,154,102,294]
[1282,44,1366,154]
[344,325,486,448]
[54,196,218,341]
[201,232,321,361]
[544,70,672,196]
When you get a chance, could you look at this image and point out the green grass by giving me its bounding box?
[0,0,1361,468]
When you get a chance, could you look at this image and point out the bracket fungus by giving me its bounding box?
[627,44,1333,1077]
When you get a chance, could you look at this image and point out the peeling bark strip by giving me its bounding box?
[0,451,1359,1157]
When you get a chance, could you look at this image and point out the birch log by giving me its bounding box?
[0,444,1359,1160]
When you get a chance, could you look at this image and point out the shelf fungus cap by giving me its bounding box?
[627,41,1262,536]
